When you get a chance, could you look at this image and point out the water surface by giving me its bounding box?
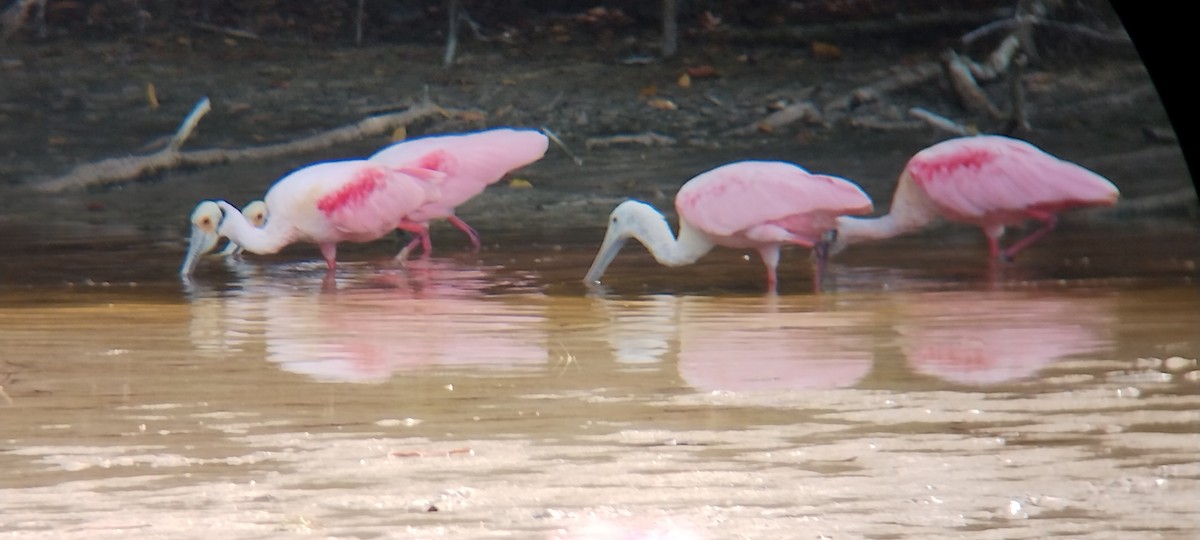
[1,218,1198,538]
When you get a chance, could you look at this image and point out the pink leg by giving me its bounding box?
[983,225,1004,260]
[395,222,431,261]
[1002,215,1058,261]
[319,243,338,272]
[447,215,482,250]
[757,246,780,294]
[811,232,835,293]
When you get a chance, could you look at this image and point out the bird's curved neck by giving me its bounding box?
[219,208,294,255]
[636,217,713,267]
[837,171,937,246]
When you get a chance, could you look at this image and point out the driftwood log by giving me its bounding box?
[36,99,465,193]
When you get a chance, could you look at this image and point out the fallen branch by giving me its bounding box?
[584,132,677,150]
[962,13,1131,46]
[908,107,975,136]
[848,117,924,132]
[942,49,1003,119]
[721,8,1008,46]
[725,101,822,136]
[828,62,943,112]
[36,100,459,193]
[542,126,583,165]
[168,97,211,151]
[189,22,260,40]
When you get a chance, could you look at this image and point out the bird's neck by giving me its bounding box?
[837,171,937,246]
[219,208,294,255]
[636,217,714,267]
[836,213,920,245]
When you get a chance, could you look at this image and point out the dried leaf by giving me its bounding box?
[647,98,678,111]
[677,73,691,88]
[685,65,719,78]
[508,178,533,189]
[391,126,407,142]
[458,111,487,122]
[145,82,159,110]
[638,85,657,98]
[811,42,842,61]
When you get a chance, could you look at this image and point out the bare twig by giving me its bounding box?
[942,49,1003,119]
[909,107,975,136]
[189,22,261,40]
[584,132,677,150]
[354,0,365,46]
[1005,53,1031,135]
[963,14,1131,46]
[541,126,583,165]
[726,101,822,136]
[848,117,924,131]
[37,101,458,193]
[167,97,212,152]
[828,62,943,112]
[443,0,459,67]
[661,0,678,57]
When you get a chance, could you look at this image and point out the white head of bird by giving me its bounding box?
[181,201,224,277]
[583,199,712,285]
[181,199,277,278]
[216,200,269,256]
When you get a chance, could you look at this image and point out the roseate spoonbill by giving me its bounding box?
[833,135,1120,260]
[180,159,440,277]
[583,160,874,292]
[367,127,550,259]
[217,200,268,256]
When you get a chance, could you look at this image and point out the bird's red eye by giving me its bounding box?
[200,217,211,226]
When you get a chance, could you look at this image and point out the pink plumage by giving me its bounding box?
[583,160,873,292]
[264,160,434,244]
[907,135,1119,224]
[678,161,874,245]
[835,135,1120,260]
[368,128,550,257]
[180,159,440,277]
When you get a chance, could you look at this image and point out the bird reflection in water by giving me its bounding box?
[894,291,1114,386]
[186,260,548,383]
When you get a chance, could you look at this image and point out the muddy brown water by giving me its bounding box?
[1,213,1198,539]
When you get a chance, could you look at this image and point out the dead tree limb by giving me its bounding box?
[585,132,677,150]
[189,22,261,40]
[942,49,1004,119]
[909,107,975,136]
[828,62,943,113]
[354,0,366,46]
[36,101,458,193]
[726,101,823,136]
[661,0,678,57]
[962,12,1131,46]
[443,0,459,67]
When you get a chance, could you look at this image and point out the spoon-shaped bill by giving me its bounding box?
[583,228,627,285]
[180,201,223,277]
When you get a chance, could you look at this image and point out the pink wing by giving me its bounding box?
[675,160,873,238]
[369,128,550,219]
[906,135,1120,221]
[265,160,431,241]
